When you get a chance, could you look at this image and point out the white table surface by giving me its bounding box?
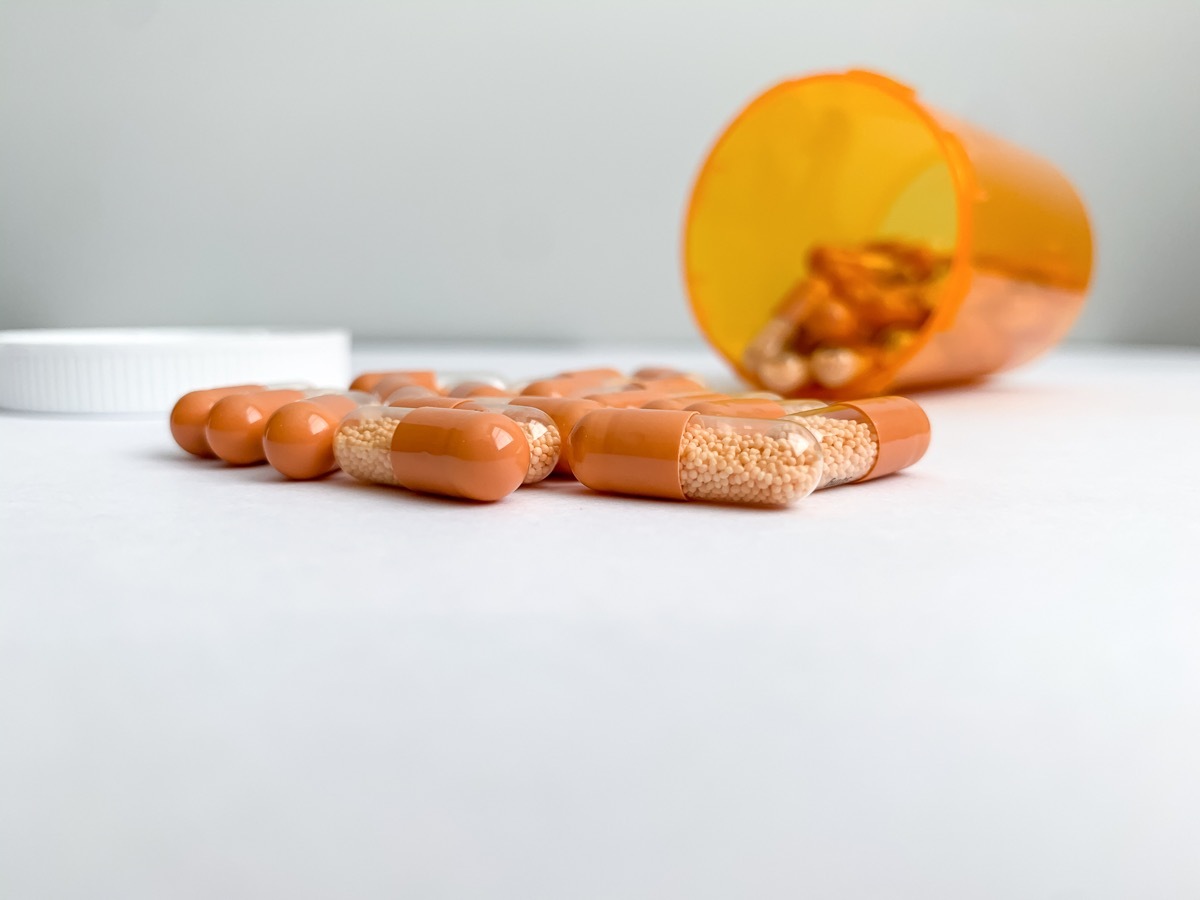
[1,343,1197,899]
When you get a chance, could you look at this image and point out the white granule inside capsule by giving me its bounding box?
[800,415,878,487]
[518,419,560,484]
[677,421,821,506]
[332,415,402,485]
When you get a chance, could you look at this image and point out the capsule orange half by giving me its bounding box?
[205,389,308,465]
[170,385,266,457]
[390,407,530,501]
[263,393,368,479]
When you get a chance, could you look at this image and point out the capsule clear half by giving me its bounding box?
[786,395,930,486]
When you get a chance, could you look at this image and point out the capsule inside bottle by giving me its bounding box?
[332,406,530,501]
[785,395,931,486]
[569,408,823,506]
[262,391,375,480]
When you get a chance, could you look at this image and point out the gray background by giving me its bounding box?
[1,0,1197,345]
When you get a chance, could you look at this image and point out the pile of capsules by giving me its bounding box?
[169,366,931,507]
[743,240,950,395]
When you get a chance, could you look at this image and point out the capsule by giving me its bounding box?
[631,366,699,383]
[383,393,558,483]
[445,381,510,399]
[809,347,873,390]
[758,351,812,394]
[478,396,601,476]
[786,396,930,487]
[350,370,439,394]
[570,408,823,506]
[386,392,476,410]
[456,400,562,482]
[584,389,678,409]
[170,384,268,457]
[624,375,709,393]
[555,367,625,381]
[742,279,825,373]
[351,370,506,398]
[520,370,625,397]
[639,392,730,410]
[205,387,323,465]
[262,391,375,480]
[686,397,829,418]
[332,406,530,501]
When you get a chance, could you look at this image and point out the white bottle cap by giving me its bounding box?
[0,328,351,413]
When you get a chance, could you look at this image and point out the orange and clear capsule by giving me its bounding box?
[445,381,511,399]
[631,366,700,383]
[350,370,439,394]
[332,406,529,502]
[623,375,709,393]
[205,387,328,465]
[351,370,505,398]
[569,407,823,507]
[785,396,930,487]
[170,384,272,457]
[489,396,602,476]
[584,389,681,409]
[381,393,558,484]
[639,392,731,410]
[262,391,376,480]
[555,367,625,381]
[520,370,625,397]
[386,391,473,409]
[456,401,560,483]
[686,397,829,418]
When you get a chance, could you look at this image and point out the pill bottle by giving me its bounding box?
[683,69,1093,398]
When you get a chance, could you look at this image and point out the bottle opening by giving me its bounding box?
[685,72,965,396]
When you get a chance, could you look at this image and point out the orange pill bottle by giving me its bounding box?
[683,69,1094,398]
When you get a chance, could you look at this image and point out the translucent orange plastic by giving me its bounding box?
[683,69,1094,396]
